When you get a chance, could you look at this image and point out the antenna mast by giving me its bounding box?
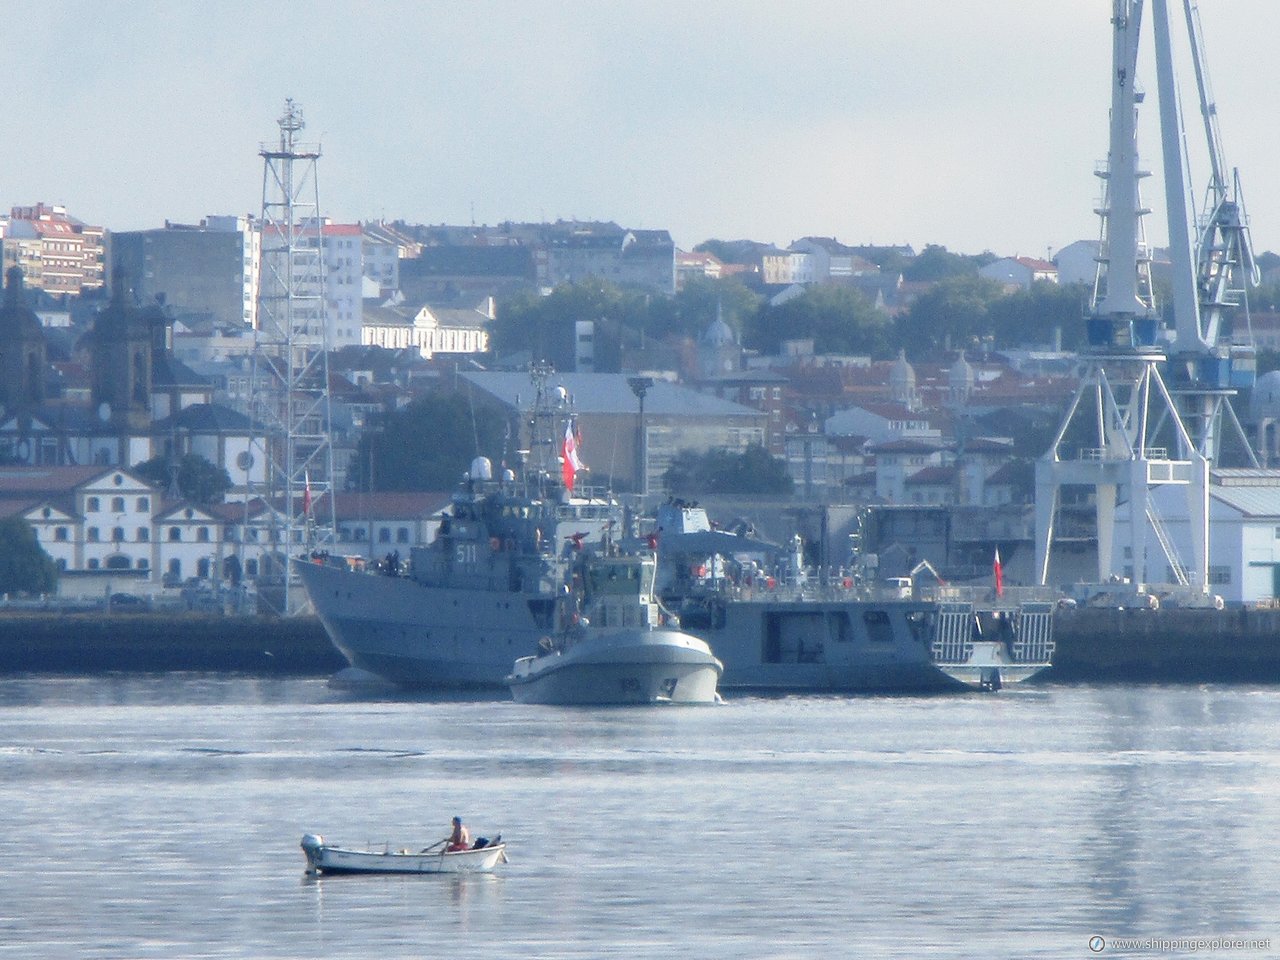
[245,99,337,615]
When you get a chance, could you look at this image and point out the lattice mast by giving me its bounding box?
[246,100,337,614]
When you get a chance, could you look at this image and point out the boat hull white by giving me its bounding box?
[932,640,1051,691]
[507,629,722,705]
[300,835,507,875]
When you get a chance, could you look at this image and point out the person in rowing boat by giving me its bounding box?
[446,816,472,852]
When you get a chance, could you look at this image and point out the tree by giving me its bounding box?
[349,387,510,492]
[134,454,231,505]
[492,279,652,371]
[650,275,763,342]
[892,275,1005,357]
[987,281,1091,351]
[901,244,995,281]
[747,284,891,357]
[663,445,794,496]
[692,239,771,265]
[0,518,57,596]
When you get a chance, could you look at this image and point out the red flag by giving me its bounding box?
[303,471,312,516]
[561,421,583,493]
[993,548,1003,597]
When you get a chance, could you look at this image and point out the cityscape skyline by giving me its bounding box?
[8,1,1280,258]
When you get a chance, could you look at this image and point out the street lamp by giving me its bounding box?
[627,376,654,500]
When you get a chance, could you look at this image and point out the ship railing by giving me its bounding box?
[931,602,974,664]
[698,578,880,603]
[301,551,372,573]
[925,585,1059,606]
[1012,603,1056,664]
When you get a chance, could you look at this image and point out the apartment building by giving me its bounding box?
[1,204,105,295]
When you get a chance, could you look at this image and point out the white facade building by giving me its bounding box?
[361,302,491,360]
[1110,471,1280,605]
[320,223,364,347]
[978,256,1059,291]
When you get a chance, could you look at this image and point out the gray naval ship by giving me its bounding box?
[299,372,1055,693]
[648,500,1056,692]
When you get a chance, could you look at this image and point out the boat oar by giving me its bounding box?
[419,838,449,854]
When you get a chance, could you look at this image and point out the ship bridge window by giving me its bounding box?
[863,610,894,643]
[830,612,853,642]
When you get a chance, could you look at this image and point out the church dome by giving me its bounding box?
[949,352,974,391]
[702,315,736,346]
[889,349,916,403]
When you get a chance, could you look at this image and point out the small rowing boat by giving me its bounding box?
[300,834,508,875]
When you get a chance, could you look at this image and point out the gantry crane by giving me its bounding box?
[1155,0,1260,466]
[1036,0,1210,593]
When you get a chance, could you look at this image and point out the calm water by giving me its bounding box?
[1,677,1277,959]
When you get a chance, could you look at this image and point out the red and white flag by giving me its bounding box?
[303,471,313,517]
[993,548,1003,597]
[561,421,584,493]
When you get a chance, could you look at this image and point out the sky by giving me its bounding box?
[8,1,1280,258]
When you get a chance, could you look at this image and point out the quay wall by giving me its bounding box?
[2,608,1279,683]
[1051,607,1280,683]
[0,613,345,675]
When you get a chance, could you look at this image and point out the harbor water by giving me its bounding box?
[2,676,1277,958]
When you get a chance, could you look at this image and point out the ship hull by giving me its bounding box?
[299,561,1043,693]
[297,559,540,687]
[507,630,722,705]
[687,597,966,692]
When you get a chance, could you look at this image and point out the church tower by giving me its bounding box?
[0,266,48,414]
[89,274,162,430]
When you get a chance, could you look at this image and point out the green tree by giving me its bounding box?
[350,387,510,492]
[493,280,650,371]
[134,454,231,505]
[987,281,1091,351]
[663,445,794,496]
[650,275,762,342]
[747,284,891,357]
[901,244,995,281]
[0,517,57,595]
[893,275,1006,357]
[692,239,771,265]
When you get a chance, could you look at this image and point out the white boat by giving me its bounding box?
[506,552,723,705]
[300,834,508,875]
[508,628,723,705]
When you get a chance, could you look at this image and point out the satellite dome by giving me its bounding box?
[469,456,493,481]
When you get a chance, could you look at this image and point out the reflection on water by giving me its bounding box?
[0,676,1277,958]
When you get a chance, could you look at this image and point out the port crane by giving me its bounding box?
[1155,0,1260,466]
[1037,0,1264,594]
[1038,0,1226,593]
